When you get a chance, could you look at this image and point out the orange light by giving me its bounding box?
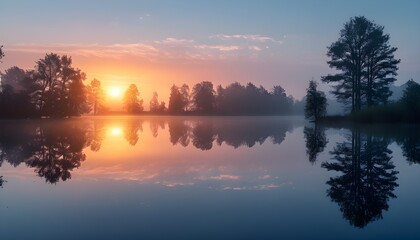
[109,87,122,98]
[110,127,122,136]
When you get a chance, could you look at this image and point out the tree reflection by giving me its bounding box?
[149,118,165,138]
[0,121,91,184]
[303,125,327,163]
[322,130,398,228]
[123,119,143,146]
[399,132,420,164]
[88,120,106,152]
[168,119,191,147]
[192,121,215,150]
[25,124,88,184]
[168,118,294,150]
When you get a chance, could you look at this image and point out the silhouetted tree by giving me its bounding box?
[322,130,398,228]
[304,126,327,163]
[150,92,159,112]
[399,79,420,120]
[149,92,166,114]
[271,85,293,113]
[168,85,185,114]
[322,16,400,112]
[214,82,294,115]
[192,81,215,113]
[180,84,191,111]
[123,84,143,114]
[0,67,36,117]
[67,71,89,116]
[30,53,89,117]
[0,45,4,61]
[0,66,31,92]
[305,80,327,122]
[87,78,106,115]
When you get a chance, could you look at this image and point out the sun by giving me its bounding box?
[110,127,122,136]
[109,87,122,98]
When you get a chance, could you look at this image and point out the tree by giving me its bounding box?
[322,16,400,113]
[0,45,4,61]
[305,80,327,122]
[400,80,420,111]
[123,84,143,113]
[31,53,88,117]
[150,92,160,113]
[87,78,106,115]
[168,85,184,114]
[180,84,190,111]
[192,81,215,113]
[0,67,36,117]
[271,85,293,114]
[0,66,30,92]
[67,72,90,116]
[150,92,166,114]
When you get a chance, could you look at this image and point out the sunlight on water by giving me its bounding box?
[110,127,122,136]
[1,116,420,239]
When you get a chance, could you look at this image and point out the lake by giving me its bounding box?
[0,116,420,239]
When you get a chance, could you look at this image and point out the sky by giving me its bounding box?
[0,0,419,107]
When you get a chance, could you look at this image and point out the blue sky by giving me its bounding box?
[0,0,419,100]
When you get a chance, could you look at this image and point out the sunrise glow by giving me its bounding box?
[110,127,122,136]
[109,87,122,98]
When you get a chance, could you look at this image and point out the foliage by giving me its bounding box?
[0,45,4,61]
[399,79,420,114]
[305,80,327,122]
[123,84,143,113]
[31,53,89,117]
[322,16,400,113]
[87,78,106,115]
[149,92,166,113]
[192,81,215,113]
[215,82,294,115]
[168,85,186,114]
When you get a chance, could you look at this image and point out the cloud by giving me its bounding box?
[139,13,151,21]
[248,46,262,51]
[197,174,240,180]
[6,34,275,63]
[155,37,195,45]
[8,43,160,59]
[195,44,241,52]
[211,34,283,44]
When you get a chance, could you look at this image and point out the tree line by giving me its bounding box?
[0,52,300,118]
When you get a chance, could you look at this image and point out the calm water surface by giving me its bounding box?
[0,116,420,239]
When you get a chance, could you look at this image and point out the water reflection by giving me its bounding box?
[0,121,89,183]
[0,117,296,184]
[302,124,418,228]
[322,129,398,228]
[1,117,420,231]
[397,131,420,164]
[303,126,327,163]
